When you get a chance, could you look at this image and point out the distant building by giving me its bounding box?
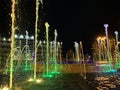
[0,34,34,68]
[0,36,11,68]
[66,49,75,62]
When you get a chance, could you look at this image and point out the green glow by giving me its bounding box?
[50,71,60,74]
[100,64,117,73]
[24,66,30,71]
[42,73,53,78]
[115,58,120,68]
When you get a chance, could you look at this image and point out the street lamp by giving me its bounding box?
[3,37,6,41]
[14,34,18,39]
[30,36,34,40]
[19,35,24,39]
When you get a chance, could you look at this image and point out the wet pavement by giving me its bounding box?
[1,72,120,90]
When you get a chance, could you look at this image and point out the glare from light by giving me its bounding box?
[14,34,18,38]
[8,38,11,41]
[3,37,6,41]
[19,35,24,39]
[36,79,44,84]
[28,78,34,82]
[31,36,34,40]
[43,40,45,44]
[2,86,9,90]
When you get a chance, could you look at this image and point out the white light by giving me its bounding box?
[104,24,108,29]
[50,41,53,44]
[31,36,34,40]
[2,85,9,90]
[14,34,18,38]
[3,37,6,41]
[28,78,34,82]
[39,40,42,44]
[43,40,45,44]
[57,42,60,45]
[36,79,44,84]
[74,41,78,47]
[114,31,118,35]
[19,35,24,39]
[8,38,11,41]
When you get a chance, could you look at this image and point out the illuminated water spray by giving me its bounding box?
[50,41,53,63]
[10,0,15,89]
[104,24,115,72]
[52,29,60,75]
[104,24,111,66]
[114,31,120,68]
[80,41,86,79]
[24,31,29,70]
[54,30,57,73]
[97,37,101,61]
[42,23,54,78]
[34,0,41,80]
[74,42,80,62]
[45,22,49,76]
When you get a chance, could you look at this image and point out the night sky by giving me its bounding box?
[0,0,120,56]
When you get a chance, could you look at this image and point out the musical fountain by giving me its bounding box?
[2,0,120,90]
[0,0,63,89]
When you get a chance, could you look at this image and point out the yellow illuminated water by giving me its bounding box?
[10,0,15,89]
[80,41,86,79]
[34,0,40,80]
